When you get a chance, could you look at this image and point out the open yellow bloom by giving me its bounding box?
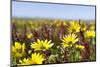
[61,33,78,48]
[75,45,85,50]
[18,53,44,65]
[68,21,80,33]
[12,42,25,58]
[18,58,31,65]
[31,39,54,51]
[31,53,44,64]
[85,30,95,38]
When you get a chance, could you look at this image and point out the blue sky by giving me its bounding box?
[12,1,95,20]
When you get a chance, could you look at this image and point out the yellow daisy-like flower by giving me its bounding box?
[31,53,45,64]
[68,21,80,33]
[31,39,54,51]
[61,33,78,48]
[75,45,85,50]
[18,53,44,65]
[85,30,95,38]
[12,42,25,58]
[18,58,31,65]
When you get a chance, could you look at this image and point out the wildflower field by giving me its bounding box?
[11,18,96,66]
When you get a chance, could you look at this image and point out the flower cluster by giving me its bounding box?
[12,19,96,66]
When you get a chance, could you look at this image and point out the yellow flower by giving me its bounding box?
[90,21,95,30]
[18,53,44,65]
[31,53,44,64]
[61,33,78,48]
[15,42,22,49]
[27,33,33,39]
[18,58,31,65]
[75,45,85,50]
[31,39,54,51]
[54,20,67,27]
[85,30,95,38]
[12,42,25,58]
[90,25,95,30]
[68,21,80,33]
